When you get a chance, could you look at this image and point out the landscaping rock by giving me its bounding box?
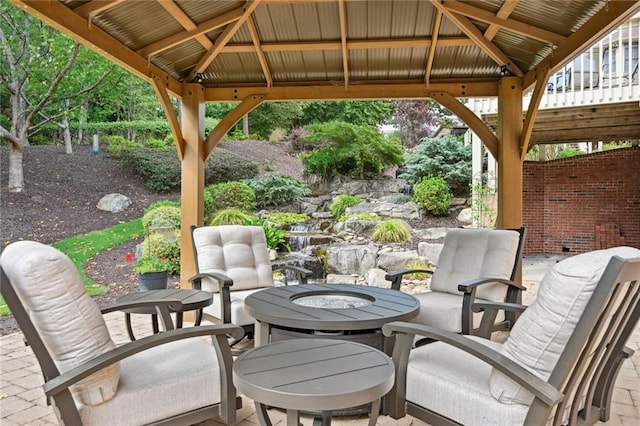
[97,193,132,212]
[326,244,378,276]
[457,207,473,224]
[366,268,390,288]
[417,242,444,264]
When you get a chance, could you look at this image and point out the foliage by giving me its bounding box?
[223,129,262,141]
[141,205,181,234]
[302,122,404,180]
[402,134,472,195]
[144,200,181,214]
[556,145,584,159]
[105,135,142,158]
[391,100,436,148]
[268,128,288,143]
[205,181,256,212]
[342,213,382,222]
[209,208,256,226]
[413,176,452,216]
[330,194,362,219]
[471,173,497,228]
[387,194,412,204]
[266,212,309,226]
[244,174,311,208]
[246,218,290,251]
[248,102,304,139]
[204,148,259,184]
[126,251,170,274]
[298,101,393,127]
[138,232,181,274]
[370,219,412,243]
[404,259,431,280]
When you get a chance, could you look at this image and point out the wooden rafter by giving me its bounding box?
[338,0,349,88]
[222,36,474,53]
[137,6,244,58]
[444,0,566,46]
[520,65,550,160]
[484,0,519,41]
[155,0,215,56]
[73,0,125,19]
[246,16,272,87]
[150,74,184,161]
[425,10,442,86]
[187,0,261,82]
[431,0,523,77]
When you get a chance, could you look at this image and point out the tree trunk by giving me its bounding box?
[62,115,73,154]
[8,145,24,193]
[242,114,249,135]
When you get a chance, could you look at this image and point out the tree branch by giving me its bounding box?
[0,125,21,145]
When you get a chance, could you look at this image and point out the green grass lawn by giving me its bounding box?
[0,219,144,316]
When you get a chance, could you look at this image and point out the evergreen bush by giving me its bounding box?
[370,219,412,243]
[205,181,257,212]
[413,176,452,216]
[266,212,309,226]
[244,174,310,208]
[330,194,362,219]
[141,205,181,234]
[208,208,256,226]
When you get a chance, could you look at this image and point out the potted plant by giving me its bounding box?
[125,252,170,291]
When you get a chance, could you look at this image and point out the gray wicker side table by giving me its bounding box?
[233,338,394,426]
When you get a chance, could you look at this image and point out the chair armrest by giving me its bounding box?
[382,321,564,409]
[272,264,312,284]
[188,272,234,323]
[471,301,528,337]
[458,277,526,336]
[385,269,433,291]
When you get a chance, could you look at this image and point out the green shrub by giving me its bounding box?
[246,218,290,251]
[301,122,404,181]
[370,219,412,243]
[204,148,259,184]
[205,181,256,212]
[209,208,256,226]
[141,205,182,234]
[266,212,309,226]
[343,213,382,222]
[404,259,431,280]
[140,232,181,275]
[144,200,181,214]
[244,174,310,208]
[556,146,583,159]
[413,176,451,216]
[146,137,169,148]
[402,134,472,195]
[330,194,362,218]
[388,194,412,204]
[105,135,141,158]
[269,128,288,143]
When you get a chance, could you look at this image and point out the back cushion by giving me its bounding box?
[192,225,274,292]
[489,246,640,405]
[1,241,119,405]
[430,228,520,302]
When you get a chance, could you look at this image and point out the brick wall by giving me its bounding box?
[523,147,640,255]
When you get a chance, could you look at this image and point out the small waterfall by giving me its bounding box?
[277,223,332,284]
[288,224,312,252]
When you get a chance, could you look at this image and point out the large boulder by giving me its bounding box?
[418,242,444,264]
[326,244,378,276]
[376,250,425,271]
[96,193,131,213]
[346,201,422,220]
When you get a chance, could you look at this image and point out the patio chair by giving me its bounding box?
[0,241,244,425]
[383,246,640,426]
[385,227,526,337]
[189,225,311,341]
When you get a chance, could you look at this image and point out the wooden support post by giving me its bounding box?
[179,84,206,290]
[496,77,523,230]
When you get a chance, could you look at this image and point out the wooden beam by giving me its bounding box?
[246,16,272,87]
[520,65,551,160]
[151,74,185,161]
[221,36,475,53]
[188,0,261,81]
[484,0,519,41]
[523,0,639,89]
[73,0,125,19]
[430,91,499,159]
[425,11,442,86]
[9,0,183,96]
[137,6,244,58]
[155,0,215,56]
[203,95,265,159]
[431,0,523,77]
[444,0,566,46]
[338,0,349,88]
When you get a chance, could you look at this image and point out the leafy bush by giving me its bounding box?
[205,181,256,212]
[204,148,259,184]
[105,135,142,158]
[402,134,472,195]
[413,176,452,216]
[146,137,169,148]
[330,194,362,218]
[556,146,583,159]
[140,232,181,275]
[387,194,412,204]
[343,213,382,222]
[244,174,310,208]
[301,122,404,181]
[370,219,412,243]
[266,212,309,226]
[208,208,256,226]
[144,200,180,214]
[141,205,182,234]
[404,259,431,280]
[269,128,288,143]
[246,218,290,251]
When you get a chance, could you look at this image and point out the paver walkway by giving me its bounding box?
[1,255,639,425]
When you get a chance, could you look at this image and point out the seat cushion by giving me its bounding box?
[0,241,119,406]
[79,338,222,425]
[192,225,274,292]
[430,228,520,302]
[411,291,505,333]
[406,337,529,425]
[203,288,266,326]
[490,246,640,405]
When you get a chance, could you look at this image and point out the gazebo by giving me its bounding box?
[10,0,639,284]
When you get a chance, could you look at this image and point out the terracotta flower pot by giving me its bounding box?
[137,271,169,291]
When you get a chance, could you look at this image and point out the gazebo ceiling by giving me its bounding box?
[10,0,640,101]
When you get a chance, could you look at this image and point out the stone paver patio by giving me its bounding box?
[1,255,638,425]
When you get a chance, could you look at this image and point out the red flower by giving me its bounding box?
[124,252,135,263]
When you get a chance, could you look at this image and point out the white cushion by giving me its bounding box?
[411,291,505,333]
[430,228,520,302]
[78,338,222,425]
[407,337,529,425]
[0,241,119,406]
[203,288,266,326]
[490,246,640,405]
[192,225,274,292]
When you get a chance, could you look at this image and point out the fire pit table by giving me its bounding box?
[244,283,419,351]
